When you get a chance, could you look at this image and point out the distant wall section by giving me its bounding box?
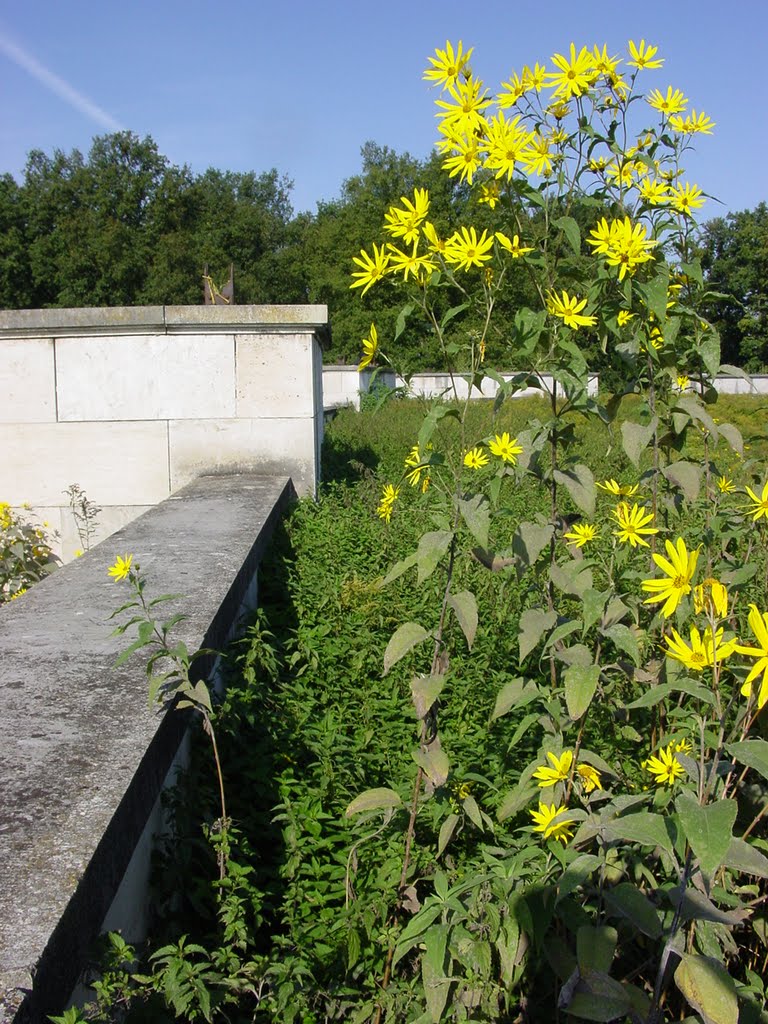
[0,305,326,559]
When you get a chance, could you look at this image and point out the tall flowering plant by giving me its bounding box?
[344,39,768,1023]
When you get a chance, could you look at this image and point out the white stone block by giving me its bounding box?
[236,334,316,418]
[169,418,317,496]
[56,335,236,421]
[0,421,170,506]
[0,338,56,422]
[58,504,154,562]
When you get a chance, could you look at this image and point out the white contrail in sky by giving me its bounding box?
[0,31,124,131]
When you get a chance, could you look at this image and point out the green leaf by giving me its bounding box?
[726,739,768,782]
[716,421,743,456]
[513,520,553,571]
[498,780,538,822]
[519,607,557,661]
[394,302,414,341]
[417,530,453,585]
[411,674,446,719]
[675,793,737,876]
[577,925,617,974]
[422,925,450,1023]
[463,794,484,830]
[554,214,581,255]
[621,418,657,468]
[448,590,478,649]
[413,745,450,787]
[674,953,738,1024]
[640,265,670,324]
[606,812,674,854]
[581,589,608,636]
[418,405,461,451]
[698,328,722,379]
[438,813,460,856]
[491,677,528,720]
[722,837,768,878]
[556,854,601,904]
[601,623,641,666]
[550,559,593,598]
[384,621,429,675]
[439,302,470,329]
[457,493,490,547]
[663,461,701,502]
[346,788,402,816]
[379,552,418,587]
[604,883,662,939]
[564,663,600,720]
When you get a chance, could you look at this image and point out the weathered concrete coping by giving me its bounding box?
[0,305,328,338]
[0,474,294,1023]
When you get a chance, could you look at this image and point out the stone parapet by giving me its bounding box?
[0,473,293,1024]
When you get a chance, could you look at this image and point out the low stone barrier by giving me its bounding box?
[0,305,325,561]
[0,473,293,1024]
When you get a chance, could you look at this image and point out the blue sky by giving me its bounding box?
[1,0,765,219]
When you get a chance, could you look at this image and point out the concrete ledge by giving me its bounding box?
[0,306,327,339]
[0,473,294,1023]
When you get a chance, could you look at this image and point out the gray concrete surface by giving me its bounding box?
[0,474,294,1023]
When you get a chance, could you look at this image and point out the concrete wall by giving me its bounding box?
[0,474,294,1024]
[0,306,326,560]
[322,367,600,410]
[322,366,768,410]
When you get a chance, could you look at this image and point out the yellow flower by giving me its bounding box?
[477,180,500,208]
[488,432,523,464]
[564,523,598,548]
[520,134,554,177]
[643,744,684,786]
[717,476,735,494]
[376,484,400,524]
[434,75,492,135]
[423,40,473,90]
[669,109,715,135]
[444,226,495,271]
[404,445,430,491]
[529,802,576,843]
[743,482,768,521]
[638,178,669,205]
[641,537,699,618]
[735,604,768,709]
[694,578,728,619]
[544,43,597,100]
[483,111,531,180]
[350,243,390,295]
[495,232,533,258]
[592,44,621,76]
[383,188,430,246]
[108,554,133,582]
[577,764,603,793]
[669,182,705,216]
[358,324,379,372]
[627,39,664,70]
[386,242,436,282]
[597,479,638,498]
[675,738,693,755]
[612,502,658,548]
[664,625,735,671]
[9,587,27,600]
[617,310,636,327]
[647,86,688,115]
[74,549,84,558]
[676,375,690,391]
[442,133,483,184]
[586,216,657,281]
[546,290,597,330]
[533,750,573,787]
[463,447,489,470]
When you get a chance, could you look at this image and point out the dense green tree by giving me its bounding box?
[696,202,768,370]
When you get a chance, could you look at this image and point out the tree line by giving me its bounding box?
[0,130,765,370]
